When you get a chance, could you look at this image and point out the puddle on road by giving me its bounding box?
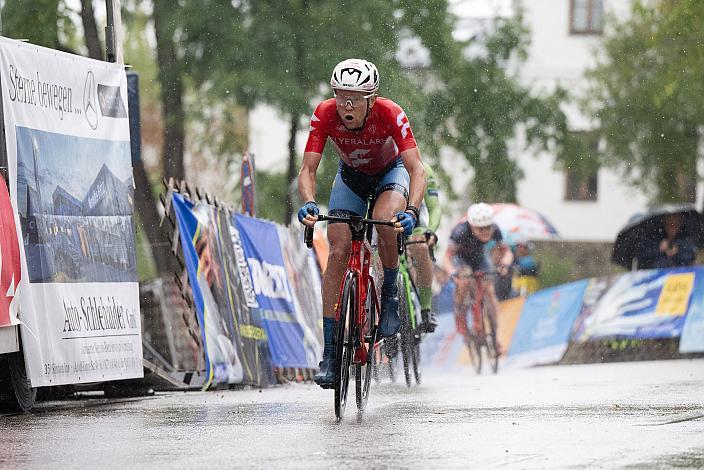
[625,448,704,469]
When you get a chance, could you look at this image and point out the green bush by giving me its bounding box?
[535,250,575,289]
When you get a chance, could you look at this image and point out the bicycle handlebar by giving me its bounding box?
[451,266,512,280]
[403,231,436,262]
[302,213,404,254]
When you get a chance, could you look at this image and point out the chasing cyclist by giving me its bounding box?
[297,59,426,387]
[406,161,441,333]
[444,203,513,351]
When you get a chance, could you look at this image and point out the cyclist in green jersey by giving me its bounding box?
[407,161,440,333]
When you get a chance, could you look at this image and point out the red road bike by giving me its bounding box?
[305,213,403,420]
[454,271,499,374]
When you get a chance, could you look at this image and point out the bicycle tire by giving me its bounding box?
[411,339,421,385]
[409,286,422,385]
[465,300,482,374]
[466,331,482,374]
[398,277,413,388]
[387,345,397,383]
[483,298,499,374]
[372,348,381,385]
[356,278,378,410]
[334,274,356,420]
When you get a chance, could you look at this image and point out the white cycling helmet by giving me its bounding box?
[467,202,494,228]
[330,58,379,94]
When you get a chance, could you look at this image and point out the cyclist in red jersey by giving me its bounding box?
[297,59,426,387]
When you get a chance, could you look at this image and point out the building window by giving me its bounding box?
[570,0,603,35]
[565,169,598,201]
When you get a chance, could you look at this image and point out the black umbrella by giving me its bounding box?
[611,203,704,269]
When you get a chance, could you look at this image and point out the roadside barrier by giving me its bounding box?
[159,179,322,389]
[424,266,704,370]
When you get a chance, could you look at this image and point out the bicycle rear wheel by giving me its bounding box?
[335,274,356,420]
[386,341,398,383]
[356,278,378,411]
[483,299,499,374]
[411,337,421,385]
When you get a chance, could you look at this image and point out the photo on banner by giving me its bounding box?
[0,37,142,386]
[16,128,136,283]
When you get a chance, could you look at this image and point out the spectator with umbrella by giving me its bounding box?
[612,204,703,270]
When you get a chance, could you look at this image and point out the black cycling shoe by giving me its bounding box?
[314,355,336,389]
[418,309,438,333]
[379,288,401,337]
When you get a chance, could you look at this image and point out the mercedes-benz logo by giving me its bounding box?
[83,71,98,130]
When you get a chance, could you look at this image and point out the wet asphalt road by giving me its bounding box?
[1,359,703,469]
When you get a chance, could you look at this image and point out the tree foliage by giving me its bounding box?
[585,0,704,203]
[2,0,570,220]
[401,4,568,202]
[2,0,61,49]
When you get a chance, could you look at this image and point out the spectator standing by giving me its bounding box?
[638,213,696,269]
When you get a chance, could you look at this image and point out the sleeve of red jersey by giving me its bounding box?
[388,101,418,153]
[304,102,328,154]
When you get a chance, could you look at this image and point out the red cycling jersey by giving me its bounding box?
[304,97,417,175]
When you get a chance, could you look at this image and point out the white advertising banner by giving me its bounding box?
[0,37,143,386]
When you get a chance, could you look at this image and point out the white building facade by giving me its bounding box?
[510,0,650,241]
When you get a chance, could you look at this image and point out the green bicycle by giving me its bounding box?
[374,235,433,387]
[394,234,435,387]
[396,239,423,387]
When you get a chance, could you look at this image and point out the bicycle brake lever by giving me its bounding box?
[304,226,314,249]
[397,232,405,255]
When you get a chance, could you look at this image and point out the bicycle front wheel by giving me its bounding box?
[398,278,413,388]
[466,332,482,374]
[465,307,482,374]
[482,299,499,374]
[356,277,378,411]
[335,274,356,420]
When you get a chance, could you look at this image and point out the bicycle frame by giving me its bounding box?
[304,214,399,366]
[398,251,418,330]
[453,270,491,337]
[338,225,378,366]
[470,272,487,337]
[401,236,433,330]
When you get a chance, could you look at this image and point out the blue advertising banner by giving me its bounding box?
[277,223,322,368]
[235,214,312,368]
[680,279,704,353]
[505,279,588,368]
[573,267,704,342]
[419,312,468,372]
